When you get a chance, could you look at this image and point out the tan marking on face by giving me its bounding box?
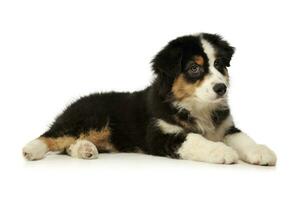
[194,56,204,65]
[80,126,117,152]
[172,74,205,101]
[40,136,76,151]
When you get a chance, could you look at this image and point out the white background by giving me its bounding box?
[1,0,300,199]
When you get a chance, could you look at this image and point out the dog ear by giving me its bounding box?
[222,45,235,67]
[151,44,183,77]
[202,33,235,67]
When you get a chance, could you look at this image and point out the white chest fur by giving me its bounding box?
[174,98,233,142]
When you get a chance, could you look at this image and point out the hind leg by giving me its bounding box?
[23,125,115,161]
[23,136,76,161]
[67,139,99,159]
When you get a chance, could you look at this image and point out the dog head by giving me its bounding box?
[152,33,235,109]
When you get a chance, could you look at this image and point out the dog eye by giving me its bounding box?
[214,58,230,69]
[188,63,204,78]
[214,59,224,68]
[190,64,200,73]
[214,59,226,72]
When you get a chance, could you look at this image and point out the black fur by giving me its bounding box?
[202,33,235,62]
[211,108,230,127]
[225,126,241,135]
[40,33,236,158]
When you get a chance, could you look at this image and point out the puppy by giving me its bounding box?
[23,33,277,165]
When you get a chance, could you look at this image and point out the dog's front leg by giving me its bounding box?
[177,133,238,164]
[148,123,238,164]
[224,130,277,166]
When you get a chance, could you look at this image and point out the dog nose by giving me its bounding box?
[213,83,227,96]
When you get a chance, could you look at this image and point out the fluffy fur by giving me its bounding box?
[23,33,277,165]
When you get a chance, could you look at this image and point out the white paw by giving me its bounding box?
[68,140,98,159]
[208,143,239,164]
[178,133,239,164]
[241,144,277,166]
[23,139,48,161]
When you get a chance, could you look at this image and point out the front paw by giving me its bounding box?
[208,143,239,164]
[178,133,238,164]
[241,144,277,166]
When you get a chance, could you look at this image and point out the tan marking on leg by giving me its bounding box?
[40,136,76,152]
[80,126,117,152]
[172,74,205,100]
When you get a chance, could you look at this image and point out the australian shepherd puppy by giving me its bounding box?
[23,33,277,165]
